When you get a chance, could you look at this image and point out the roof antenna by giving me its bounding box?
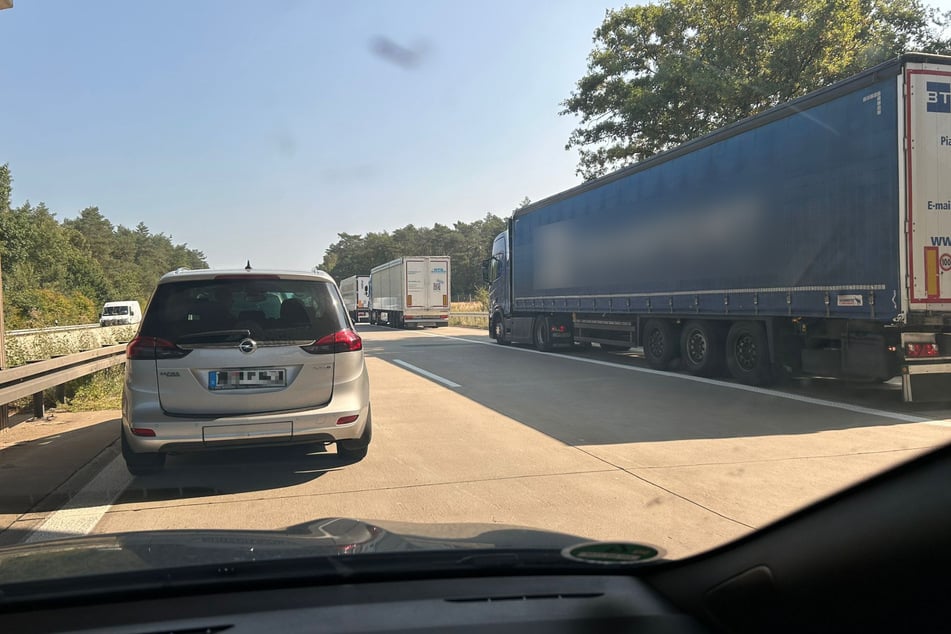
[245,260,252,271]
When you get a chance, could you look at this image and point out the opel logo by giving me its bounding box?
[238,338,257,354]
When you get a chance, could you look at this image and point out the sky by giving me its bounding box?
[0,0,630,270]
[3,1,951,271]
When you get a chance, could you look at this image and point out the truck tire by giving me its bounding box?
[680,320,724,376]
[533,317,554,352]
[642,319,679,370]
[726,321,772,385]
[492,314,510,345]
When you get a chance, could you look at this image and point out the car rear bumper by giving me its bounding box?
[123,378,370,454]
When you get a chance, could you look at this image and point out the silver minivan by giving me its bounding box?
[121,268,371,475]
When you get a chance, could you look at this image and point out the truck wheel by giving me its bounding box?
[680,320,724,376]
[642,320,679,370]
[533,317,553,352]
[492,314,510,345]
[726,321,771,385]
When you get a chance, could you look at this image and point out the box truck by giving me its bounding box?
[484,53,951,402]
[370,257,451,328]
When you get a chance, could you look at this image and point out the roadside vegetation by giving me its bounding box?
[0,164,207,331]
[319,214,507,302]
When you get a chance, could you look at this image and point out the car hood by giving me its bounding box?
[0,518,594,585]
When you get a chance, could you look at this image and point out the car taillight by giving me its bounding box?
[301,329,363,354]
[126,336,191,360]
[905,342,939,358]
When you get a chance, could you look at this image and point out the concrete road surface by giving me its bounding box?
[3,326,950,558]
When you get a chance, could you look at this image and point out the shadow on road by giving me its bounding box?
[116,443,355,504]
[360,326,951,446]
[0,418,360,525]
[0,418,119,519]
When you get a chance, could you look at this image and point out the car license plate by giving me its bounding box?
[208,368,286,390]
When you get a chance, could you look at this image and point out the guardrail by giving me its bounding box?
[0,345,126,424]
[5,323,101,337]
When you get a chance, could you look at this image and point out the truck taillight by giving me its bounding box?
[905,342,939,358]
[551,324,567,333]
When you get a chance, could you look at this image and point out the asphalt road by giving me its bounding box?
[3,325,951,557]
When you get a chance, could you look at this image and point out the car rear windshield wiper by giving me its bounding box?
[176,329,252,345]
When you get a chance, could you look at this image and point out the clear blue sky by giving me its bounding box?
[1,0,630,270]
[3,1,951,271]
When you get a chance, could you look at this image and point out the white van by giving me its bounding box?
[100,300,143,327]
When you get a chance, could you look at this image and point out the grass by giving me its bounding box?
[450,301,488,329]
[58,366,124,412]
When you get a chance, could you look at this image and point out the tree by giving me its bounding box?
[318,213,507,300]
[562,0,951,179]
[0,165,209,328]
[0,163,10,214]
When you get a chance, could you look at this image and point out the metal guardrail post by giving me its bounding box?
[32,392,44,419]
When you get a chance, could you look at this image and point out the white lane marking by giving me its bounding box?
[392,359,461,388]
[419,331,951,427]
[25,453,132,543]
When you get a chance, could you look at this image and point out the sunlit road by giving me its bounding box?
[3,326,951,557]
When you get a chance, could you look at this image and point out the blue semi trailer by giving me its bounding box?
[485,53,951,402]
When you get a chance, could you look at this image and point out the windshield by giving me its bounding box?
[3,0,951,594]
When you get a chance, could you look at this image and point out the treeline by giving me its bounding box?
[0,164,208,329]
[319,213,508,301]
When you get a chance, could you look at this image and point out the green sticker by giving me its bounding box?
[563,542,661,564]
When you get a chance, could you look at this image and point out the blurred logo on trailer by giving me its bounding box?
[940,252,951,272]
[926,81,951,113]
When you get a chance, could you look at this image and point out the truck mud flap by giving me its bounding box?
[902,367,951,402]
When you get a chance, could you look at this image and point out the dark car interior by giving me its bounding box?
[1,441,948,633]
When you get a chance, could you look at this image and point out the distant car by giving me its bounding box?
[99,300,142,327]
[121,268,371,475]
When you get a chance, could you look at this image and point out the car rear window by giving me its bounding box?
[140,278,347,344]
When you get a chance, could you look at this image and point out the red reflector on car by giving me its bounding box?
[301,329,363,354]
[131,428,156,437]
[336,415,359,425]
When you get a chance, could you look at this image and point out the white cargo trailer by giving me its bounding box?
[370,257,450,328]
